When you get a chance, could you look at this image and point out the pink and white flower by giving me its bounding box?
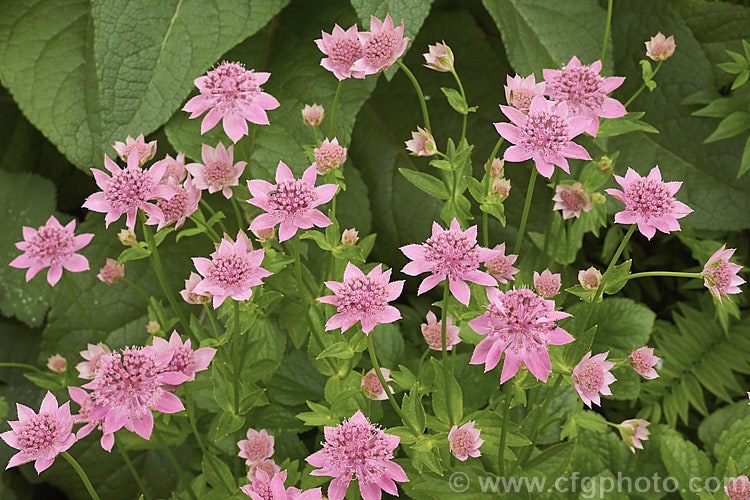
[146,175,201,230]
[316,25,365,80]
[153,153,187,184]
[571,351,616,408]
[313,138,347,174]
[646,32,676,61]
[553,182,591,219]
[68,386,114,452]
[484,242,518,284]
[180,272,209,305]
[534,269,562,298]
[578,266,602,290]
[726,476,750,500]
[247,459,281,482]
[405,127,436,156]
[341,228,359,246]
[423,42,454,72]
[186,142,246,199]
[702,245,745,303]
[421,310,461,351]
[629,346,660,379]
[76,343,111,380]
[302,104,325,127]
[241,469,322,500]
[353,15,409,75]
[448,421,483,461]
[152,331,215,382]
[237,428,274,466]
[504,74,545,112]
[617,419,650,453]
[361,368,393,401]
[112,134,157,168]
[47,354,67,373]
[97,258,124,285]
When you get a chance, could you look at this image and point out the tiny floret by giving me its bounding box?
[629,346,660,379]
[186,142,246,199]
[152,331,216,382]
[484,242,518,284]
[617,419,650,453]
[504,74,545,112]
[341,228,359,246]
[112,134,157,168]
[76,343,111,380]
[423,41,454,72]
[146,175,201,230]
[553,182,591,219]
[353,15,409,75]
[448,421,483,461]
[421,310,461,351]
[578,266,602,290]
[302,104,325,127]
[180,272,209,304]
[47,355,67,373]
[534,269,562,298]
[645,32,676,61]
[571,351,616,408]
[237,428,274,466]
[313,138,347,174]
[702,245,745,303]
[316,24,365,80]
[361,368,393,401]
[97,258,125,285]
[405,127,436,156]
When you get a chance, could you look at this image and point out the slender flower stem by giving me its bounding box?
[189,214,221,243]
[154,431,199,500]
[293,233,306,300]
[367,334,418,434]
[627,271,703,280]
[62,274,104,343]
[440,282,454,425]
[396,60,432,132]
[449,68,468,142]
[202,303,220,337]
[519,374,562,468]
[313,126,320,147]
[624,60,663,109]
[117,439,152,500]
[232,300,241,413]
[513,168,539,256]
[600,0,614,64]
[230,197,245,230]
[185,393,207,454]
[61,452,101,500]
[483,138,505,247]
[329,80,343,139]
[121,277,150,302]
[199,198,230,235]
[0,362,43,373]
[497,383,513,476]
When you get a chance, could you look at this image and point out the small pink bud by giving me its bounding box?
[252,227,275,243]
[313,138,347,174]
[361,368,393,400]
[645,32,675,61]
[617,419,650,453]
[448,421,483,461]
[118,228,137,246]
[341,228,359,246]
[46,354,67,373]
[597,156,614,173]
[302,103,325,127]
[533,269,561,298]
[491,178,511,199]
[423,41,455,72]
[552,182,591,220]
[97,258,125,285]
[726,476,750,500]
[485,158,504,177]
[578,266,602,290]
[146,321,160,334]
[405,127,436,156]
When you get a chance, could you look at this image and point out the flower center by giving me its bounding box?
[364,31,397,66]
[244,436,271,462]
[28,226,71,263]
[709,260,732,292]
[424,230,481,277]
[322,420,390,485]
[315,144,346,169]
[167,346,195,374]
[267,180,317,219]
[362,371,384,395]
[122,143,150,162]
[106,167,153,209]
[629,350,650,373]
[156,189,188,223]
[18,413,59,453]
[337,276,388,317]
[202,62,260,113]
[486,255,513,277]
[624,178,675,219]
[576,361,604,395]
[207,255,253,289]
[520,111,569,154]
[487,290,556,351]
[536,277,558,296]
[511,89,534,111]
[547,66,605,113]
[92,349,160,410]
[422,323,442,348]
[329,38,363,68]
[204,161,234,187]
[450,429,474,455]
[560,190,586,210]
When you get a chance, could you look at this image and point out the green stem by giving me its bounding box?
[483,137,505,248]
[367,334,418,434]
[61,451,101,500]
[440,282,454,424]
[230,197,245,230]
[293,233,305,299]
[600,0,614,64]
[154,432,199,500]
[121,277,150,302]
[199,198,230,235]
[450,68,468,142]
[185,393,207,454]
[313,126,320,147]
[202,303,220,337]
[117,439,152,500]
[62,274,104,343]
[232,300,241,413]
[624,60,664,108]
[512,168,539,256]
[519,374,562,468]
[189,214,221,243]
[497,383,513,476]
[628,271,703,280]
[0,362,43,373]
[329,80,343,139]
[396,60,432,132]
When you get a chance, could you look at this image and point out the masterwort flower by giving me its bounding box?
[237,428,274,466]
[247,459,281,482]
[313,138,347,174]
[578,266,602,290]
[316,24,365,80]
[112,134,157,168]
[76,343,111,380]
[152,331,215,382]
[241,469,322,500]
[421,310,461,351]
[146,175,201,230]
[153,153,187,184]
[353,14,409,75]
[504,74,546,112]
[702,245,745,303]
[302,103,325,127]
[645,32,676,61]
[484,242,519,284]
[68,386,113,452]
[629,346,660,379]
[186,142,246,199]
[617,419,650,453]
[341,228,359,246]
[97,258,125,285]
[534,269,562,298]
[47,354,67,373]
[553,182,591,219]
[180,272,209,305]
[726,476,750,500]
[571,351,616,408]
[423,41,454,72]
[448,421,483,461]
[405,127,436,156]
[361,368,394,401]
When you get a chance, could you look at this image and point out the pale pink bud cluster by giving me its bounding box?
[313,138,347,174]
[578,266,602,290]
[533,269,561,298]
[302,103,325,127]
[492,178,511,199]
[97,258,124,285]
[47,354,67,373]
[405,127,436,156]
[448,421,483,461]
[423,41,455,72]
[571,351,616,408]
[112,134,157,168]
[361,368,393,400]
[629,346,660,379]
[421,310,461,351]
[341,228,359,246]
[645,32,676,61]
[617,419,650,453]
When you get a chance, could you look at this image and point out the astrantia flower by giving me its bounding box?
[153,153,186,184]
[578,266,602,290]
[76,343,111,380]
[237,428,274,466]
[1,392,76,473]
[10,215,93,286]
[543,56,626,136]
[248,459,281,482]
[152,331,215,382]
[605,166,693,240]
[534,269,562,298]
[401,219,499,306]
[241,469,322,500]
[112,134,157,168]
[180,272,209,305]
[405,127,436,156]
[302,104,325,127]
[97,258,124,285]
[486,158,504,177]
[496,96,592,178]
[319,263,404,334]
[361,368,393,401]
[248,162,338,242]
[183,61,279,143]
[448,421,483,461]
[646,32,676,61]
[571,351,616,408]
[353,15,409,75]
[316,24,365,80]
[191,231,271,308]
[504,74,545,112]
[726,476,750,500]
[313,138,347,174]
[341,228,359,246]
[469,288,573,383]
[83,155,174,229]
[617,419,650,453]
[423,41,454,72]
[252,227,275,243]
[47,354,67,373]
[702,245,745,303]
[421,310,461,351]
[629,346,659,379]
[186,142,246,199]
[306,410,408,500]
[68,387,113,452]
[553,182,591,219]
[491,178,511,199]
[484,242,518,284]
[147,176,201,230]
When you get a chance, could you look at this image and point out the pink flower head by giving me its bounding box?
[401,218,499,306]
[1,392,76,473]
[76,343,111,380]
[237,428,274,465]
[571,351,616,408]
[306,410,407,500]
[83,155,174,229]
[248,162,338,242]
[47,354,67,373]
[486,158,504,177]
[421,310,461,351]
[578,266,602,290]
[553,182,591,219]
[405,127,436,156]
[361,368,394,401]
[152,331,215,382]
[242,469,323,500]
[313,138,347,174]
[248,459,281,482]
[496,96,592,178]
[302,104,325,127]
[504,74,546,112]
[153,153,187,184]
[617,419,650,453]
[469,288,573,383]
[727,476,750,500]
[97,258,125,285]
[82,346,188,440]
[492,178,511,199]
[183,61,279,143]
[180,272,210,304]
[423,41,454,72]
[319,263,403,334]
[448,421,483,461]
[68,387,114,452]
[353,15,409,75]
[543,56,627,136]
[191,231,271,309]
[629,346,660,379]
[341,228,359,246]
[484,242,519,284]
[606,166,693,240]
[186,142,246,199]
[702,245,745,303]
[10,215,93,286]
[646,32,676,61]
[146,175,201,230]
[112,134,157,168]
[534,269,562,298]
[316,24,365,80]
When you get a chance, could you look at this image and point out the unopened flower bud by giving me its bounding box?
[97,258,124,285]
[591,192,606,204]
[302,104,325,127]
[597,156,614,173]
[118,228,137,246]
[578,266,602,290]
[491,178,511,199]
[405,127,436,156]
[645,32,675,61]
[423,42,455,72]
[46,354,67,373]
[341,228,359,246]
[485,158,504,177]
[252,227,275,243]
[146,321,160,334]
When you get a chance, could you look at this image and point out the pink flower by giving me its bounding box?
[405,127,436,156]
[617,419,650,453]
[361,368,393,401]
[97,258,124,285]
[553,182,591,219]
[248,162,338,242]
[313,138,347,174]
[401,219,499,306]
[353,15,409,75]
[504,74,545,112]
[68,387,114,452]
[605,166,693,240]
[496,96,592,178]
[306,410,407,500]
[578,266,602,290]
[1,392,76,473]
[191,231,271,308]
[484,242,518,284]
[252,227,275,243]
[316,24,365,80]
[82,346,188,440]
[186,142,246,199]
[448,421,483,461]
[112,134,157,168]
[646,32,676,61]
[726,476,750,500]
[242,469,322,500]
[486,158,504,177]
[47,354,67,373]
[302,104,325,127]
[629,346,659,379]
[146,175,201,230]
[76,343,111,380]
[83,155,174,229]
[341,228,359,246]
[152,331,215,382]
[702,245,745,303]
[183,61,279,143]
[491,178,511,199]
[10,215,93,286]
[423,42,454,72]
[247,459,281,482]
[421,310,461,351]
[319,263,404,334]
[469,288,573,383]
[533,269,562,298]
[180,272,210,304]
[153,153,187,184]
[543,56,627,136]
[571,351,616,408]
[237,428,274,466]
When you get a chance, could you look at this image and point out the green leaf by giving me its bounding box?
[398,168,450,200]
[202,453,236,493]
[402,386,426,434]
[698,400,750,452]
[692,97,739,118]
[525,440,577,478]
[440,87,468,114]
[603,259,632,295]
[116,244,152,265]
[564,326,597,368]
[596,113,659,137]
[704,111,750,143]
[316,342,356,360]
[739,133,750,178]
[430,359,463,425]
[213,411,245,440]
[659,427,713,500]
